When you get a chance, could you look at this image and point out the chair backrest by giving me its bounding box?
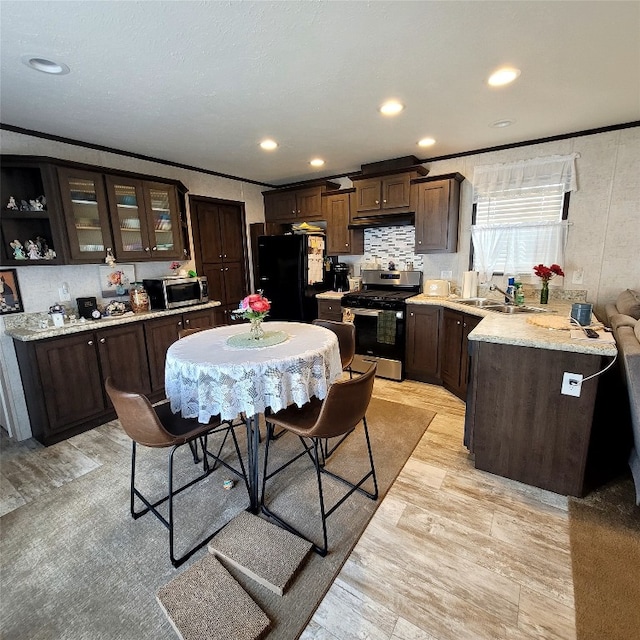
[311,362,376,439]
[312,319,355,370]
[104,377,177,448]
[178,327,205,339]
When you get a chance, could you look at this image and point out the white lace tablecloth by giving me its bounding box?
[165,321,342,422]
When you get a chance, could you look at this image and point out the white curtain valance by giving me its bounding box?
[472,153,579,203]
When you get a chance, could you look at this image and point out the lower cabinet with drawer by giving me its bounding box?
[13,323,151,445]
[317,298,343,322]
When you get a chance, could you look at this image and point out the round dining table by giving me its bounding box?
[165,321,343,511]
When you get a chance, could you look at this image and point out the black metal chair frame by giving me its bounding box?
[129,419,248,568]
[260,413,378,557]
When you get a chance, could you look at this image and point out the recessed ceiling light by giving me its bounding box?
[310,158,325,167]
[259,139,278,151]
[487,67,521,87]
[379,100,404,116]
[491,119,515,128]
[21,55,70,75]
[418,138,436,147]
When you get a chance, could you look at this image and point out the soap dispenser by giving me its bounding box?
[514,281,525,306]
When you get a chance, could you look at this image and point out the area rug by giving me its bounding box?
[0,397,434,640]
[569,474,640,640]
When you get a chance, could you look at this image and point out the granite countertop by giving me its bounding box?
[407,295,617,356]
[4,301,221,342]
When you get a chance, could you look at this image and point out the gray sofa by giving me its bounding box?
[605,289,640,505]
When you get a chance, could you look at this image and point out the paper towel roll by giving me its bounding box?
[462,271,479,298]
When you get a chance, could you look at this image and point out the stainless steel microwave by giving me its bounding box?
[143,276,208,310]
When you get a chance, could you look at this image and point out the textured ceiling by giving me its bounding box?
[1,1,639,186]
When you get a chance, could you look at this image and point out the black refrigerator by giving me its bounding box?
[256,234,330,322]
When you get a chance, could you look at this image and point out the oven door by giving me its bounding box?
[349,307,405,380]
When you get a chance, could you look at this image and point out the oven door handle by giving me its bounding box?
[350,308,383,317]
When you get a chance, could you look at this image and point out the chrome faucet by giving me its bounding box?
[489,284,515,304]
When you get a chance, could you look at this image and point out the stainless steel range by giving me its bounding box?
[341,270,422,380]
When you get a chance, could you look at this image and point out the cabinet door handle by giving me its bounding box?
[219,254,223,259]
[225,267,229,271]
[345,243,349,247]
[383,199,387,204]
[99,338,106,343]
[375,200,379,205]
[223,254,227,258]
[177,321,182,326]
[185,319,190,325]
[87,340,94,346]
[410,312,414,317]
[144,247,150,252]
[152,246,157,251]
[457,320,461,325]
[463,322,467,327]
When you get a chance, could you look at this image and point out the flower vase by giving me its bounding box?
[249,317,265,340]
[540,281,549,304]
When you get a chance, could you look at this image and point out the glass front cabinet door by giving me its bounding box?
[106,177,182,261]
[58,167,113,263]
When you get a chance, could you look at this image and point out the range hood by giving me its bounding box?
[348,212,415,229]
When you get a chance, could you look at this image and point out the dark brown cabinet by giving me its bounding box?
[440,308,480,399]
[1,157,67,266]
[105,176,183,261]
[14,322,150,445]
[412,173,464,254]
[317,298,343,321]
[351,167,428,218]
[405,304,442,383]
[190,197,249,326]
[322,189,364,256]
[145,308,216,396]
[262,181,340,224]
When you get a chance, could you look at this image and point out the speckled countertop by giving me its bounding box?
[406,295,617,356]
[4,301,221,342]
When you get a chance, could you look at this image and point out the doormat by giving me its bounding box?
[208,510,312,595]
[156,554,270,640]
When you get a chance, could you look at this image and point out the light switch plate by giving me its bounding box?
[572,268,584,285]
[441,270,453,279]
[561,372,583,397]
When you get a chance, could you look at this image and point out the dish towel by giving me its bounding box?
[377,311,397,345]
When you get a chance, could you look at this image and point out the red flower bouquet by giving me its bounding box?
[533,263,565,282]
[233,291,271,339]
[533,263,564,304]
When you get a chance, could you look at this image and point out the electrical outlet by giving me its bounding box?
[572,268,584,285]
[441,270,453,279]
[561,372,583,397]
[58,282,71,302]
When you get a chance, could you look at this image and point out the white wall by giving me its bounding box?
[2,126,639,440]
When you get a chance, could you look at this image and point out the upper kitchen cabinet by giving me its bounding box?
[58,164,185,263]
[1,156,67,265]
[263,180,340,223]
[412,173,464,254]
[58,166,113,263]
[322,189,364,256]
[350,165,429,218]
[105,176,182,261]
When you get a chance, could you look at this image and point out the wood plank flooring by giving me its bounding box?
[300,378,575,640]
[1,379,576,639]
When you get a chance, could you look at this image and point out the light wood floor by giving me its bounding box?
[301,378,576,640]
[1,379,576,639]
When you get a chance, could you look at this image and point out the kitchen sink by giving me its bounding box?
[457,299,548,314]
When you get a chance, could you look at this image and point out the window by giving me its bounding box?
[470,154,578,280]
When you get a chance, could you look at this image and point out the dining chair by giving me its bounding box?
[260,362,378,556]
[104,377,248,567]
[311,319,356,457]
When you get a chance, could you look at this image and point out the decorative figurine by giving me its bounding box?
[37,195,46,209]
[6,196,18,210]
[10,240,26,260]
[35,236,48,257]
[105,248,116,267]
[29,199,44,211]
[26,240,41,260]
[19,200,30,211]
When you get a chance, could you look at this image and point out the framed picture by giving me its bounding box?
[98,264,136,298]
[0,269,24,315]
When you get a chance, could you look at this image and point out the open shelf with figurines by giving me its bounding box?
[1,158,66,265]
